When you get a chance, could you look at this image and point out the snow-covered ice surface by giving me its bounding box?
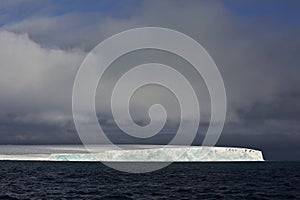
[0,145,264,162]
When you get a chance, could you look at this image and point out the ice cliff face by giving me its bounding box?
[49,146,264,162]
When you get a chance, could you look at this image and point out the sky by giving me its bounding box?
[0,0,299,160]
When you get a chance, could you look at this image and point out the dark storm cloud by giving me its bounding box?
[0,0,299,160]
[238,92,300,121]
[0,112,79,144]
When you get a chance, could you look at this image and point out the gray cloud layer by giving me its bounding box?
[0,1,299,160]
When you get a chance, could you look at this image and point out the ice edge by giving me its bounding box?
[0,146,264,162]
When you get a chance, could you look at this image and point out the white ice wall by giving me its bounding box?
[50,146,264,162]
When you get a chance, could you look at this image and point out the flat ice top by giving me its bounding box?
[0,145,262,154]
[0,145,210,155]
[0,145,144,154]
[0,145,89,155]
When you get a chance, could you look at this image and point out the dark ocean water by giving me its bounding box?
[0,161,299,200]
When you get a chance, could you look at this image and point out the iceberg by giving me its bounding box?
[0,145,264,162]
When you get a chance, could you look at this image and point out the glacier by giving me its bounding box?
[0,145,264,162]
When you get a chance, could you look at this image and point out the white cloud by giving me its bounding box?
[0,31,84,118]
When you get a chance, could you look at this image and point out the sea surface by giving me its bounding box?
[0,161,299,199]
